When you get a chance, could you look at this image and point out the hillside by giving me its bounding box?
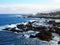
[36,11,60,16]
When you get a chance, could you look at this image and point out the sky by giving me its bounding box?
[0,0,60,14]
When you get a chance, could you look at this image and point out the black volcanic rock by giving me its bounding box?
[58,41,60,44]
[47,20,56,25]
[29,35,36,38]
[35,30,52,41]
[33,26,47,31]
[9,27,24,33]
[55,22,60,27]
[29,30,52,41]
[49,27,56,33]
[3,28,11,30]
[55,27,60,35]
[25,21,36,30]
[49,26,60,35]
[3,27,24,33]
[48,20,60,27]
[17,24,25,29]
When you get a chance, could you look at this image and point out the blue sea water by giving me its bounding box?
[0,14,42,26]
[0,14,40,26]
[0,14,43,45]
[0,14,57,45]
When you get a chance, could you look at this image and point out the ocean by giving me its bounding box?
[0,14,59,45]
[0,14,40,26]
[0,14,43,45]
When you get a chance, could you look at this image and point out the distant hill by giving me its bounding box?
[36,11,60,16]
[28,10,60,18]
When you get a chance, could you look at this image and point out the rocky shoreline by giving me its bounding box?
[1,20,60,45]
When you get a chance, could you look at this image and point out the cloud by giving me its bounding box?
[53,0,60,3]
[0,4,60,14]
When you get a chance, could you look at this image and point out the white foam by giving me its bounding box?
[0,29,3,31]
[55,19,60,22]
[6,24,16,28]
[49,33,60,45]
[27,30,34,33]
[15,28,20,30]
[24,34,29,38]
[29,20,37,22]
[22,22,28,25]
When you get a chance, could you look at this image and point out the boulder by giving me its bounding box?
[3,28,11,30]
[58,41,60,44]
[48,20,56,24]
[35,30,52,41]
[29,30,52,41]
[29,35,36,38]
[17,24,25,29]
[55,27,60,35]
[8,27,24,33]
[49,27,56,33]
[32,26,47,31]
